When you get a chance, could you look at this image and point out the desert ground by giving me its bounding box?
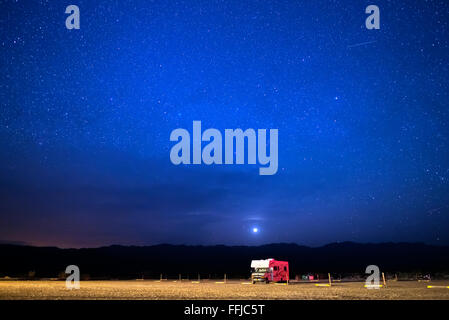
[0,280,449,300]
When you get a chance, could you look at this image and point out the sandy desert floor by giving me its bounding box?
[1,280,449,300]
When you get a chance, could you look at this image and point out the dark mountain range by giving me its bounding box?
[1,242,448,279]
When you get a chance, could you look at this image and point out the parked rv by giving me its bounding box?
[250,258,289,284]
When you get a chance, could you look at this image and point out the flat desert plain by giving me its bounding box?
[1,280,449,300]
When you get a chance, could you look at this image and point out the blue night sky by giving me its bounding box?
[1,0,448,248]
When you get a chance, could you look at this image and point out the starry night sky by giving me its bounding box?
[1,0,448,248]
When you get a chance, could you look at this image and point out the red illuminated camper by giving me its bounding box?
[250,259,289,284]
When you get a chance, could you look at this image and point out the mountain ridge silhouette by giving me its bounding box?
[1,242,448,278]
